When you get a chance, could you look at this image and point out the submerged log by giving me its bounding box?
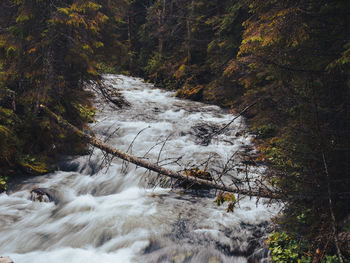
[40,104,280,200]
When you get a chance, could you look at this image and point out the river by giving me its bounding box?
[0,75,277,263]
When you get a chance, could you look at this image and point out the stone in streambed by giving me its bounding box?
[247,248,270,263]
[0,257,14,263]
[30,188,59,204]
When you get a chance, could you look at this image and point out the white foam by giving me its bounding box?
[0,75,278,262]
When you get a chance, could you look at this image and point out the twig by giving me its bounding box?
[211,100,259,137]
[40,104,280,199]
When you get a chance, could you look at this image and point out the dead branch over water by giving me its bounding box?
[40,104,283,200]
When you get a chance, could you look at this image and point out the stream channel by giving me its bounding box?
[0,75,277,263]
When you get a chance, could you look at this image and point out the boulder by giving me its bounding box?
[30,188,59,204]
[0,257,14,263]
[247,248,270,263]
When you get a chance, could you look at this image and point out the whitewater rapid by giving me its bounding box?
[0,75,276,263]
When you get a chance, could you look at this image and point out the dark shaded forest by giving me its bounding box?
[0,0,349,262]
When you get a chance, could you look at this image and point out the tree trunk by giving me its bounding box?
[40,104,282,199]
[186,0,194,64]
[127,11,133,69]
[157,0,166,55]
[186,18,191,63]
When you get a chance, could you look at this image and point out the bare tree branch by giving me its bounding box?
[40,104,280,199]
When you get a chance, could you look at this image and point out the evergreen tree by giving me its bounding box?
[0,0,113,182]
[233,0,350,256]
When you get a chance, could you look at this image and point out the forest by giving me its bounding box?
[0,0,349,263]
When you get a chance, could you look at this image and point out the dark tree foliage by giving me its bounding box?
[128,0,248,104]
[0,0,349,260]
[236,0,350,224]
[113,0,350,259]
[234,0,350,259]
[0,0,115,184]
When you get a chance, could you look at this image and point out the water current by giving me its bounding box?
[0,75,277,263]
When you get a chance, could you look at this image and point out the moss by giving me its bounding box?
[0,176,8,192]
[267,232,348,263]
[73,103,95,123]
[184,167,212,181]
[252,124,276,139]
[173,64,188,79]
[19,159,49,175]
[175,85,204,101]
[215,192,237,212]
[170,250,193,263]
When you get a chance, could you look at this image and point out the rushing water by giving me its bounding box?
[0,75,277,263]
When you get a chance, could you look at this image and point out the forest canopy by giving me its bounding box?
[0,0,349,262]
[0,0,121,182]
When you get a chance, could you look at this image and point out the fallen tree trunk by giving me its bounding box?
[40,104,280,199]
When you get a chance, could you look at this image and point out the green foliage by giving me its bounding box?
[0,0,118,191]
[322,255,341,263]
[342,223,350,232]
[0,176,8,192]
[268,232,346,263]
[144,52,163,75]
[184,168,212,181]
[97,62,118,74]
[0,2,348,261]
[19,155,49,175]
[0,107,20,167]
[268,232,311,263]
[215,192,237,213]
[235,0,350,254]
[110,0,350,258]
[116,0,246,104]
[175,85,204,101]
[253,124,276,139]
[73,103,95,123]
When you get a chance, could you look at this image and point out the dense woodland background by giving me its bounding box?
[0,0,349,262]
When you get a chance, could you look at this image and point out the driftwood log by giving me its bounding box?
[40,104,279,199]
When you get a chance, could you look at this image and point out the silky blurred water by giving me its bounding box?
[0,75,276,263]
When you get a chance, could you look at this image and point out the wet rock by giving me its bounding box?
[247,248,270,263]
[0,257,13,263]
[171,218,192,241]
[30,188,59,204]
[208,256,221,263]
[79,160,100,175]
[102,84,130,108]
[144,240,161,254]
[235,131,242,137]
[170,250,194,263]
[57,159,80,172]
[190,123,220,146]
[242,221,272,263]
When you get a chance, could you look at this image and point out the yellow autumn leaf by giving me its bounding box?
[28,48,36,54]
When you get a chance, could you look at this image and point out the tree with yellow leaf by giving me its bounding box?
[0,0,116,183]
[234,0,350,261]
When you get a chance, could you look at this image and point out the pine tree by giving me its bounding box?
[0,0,113,180]
[234,0,350,256]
